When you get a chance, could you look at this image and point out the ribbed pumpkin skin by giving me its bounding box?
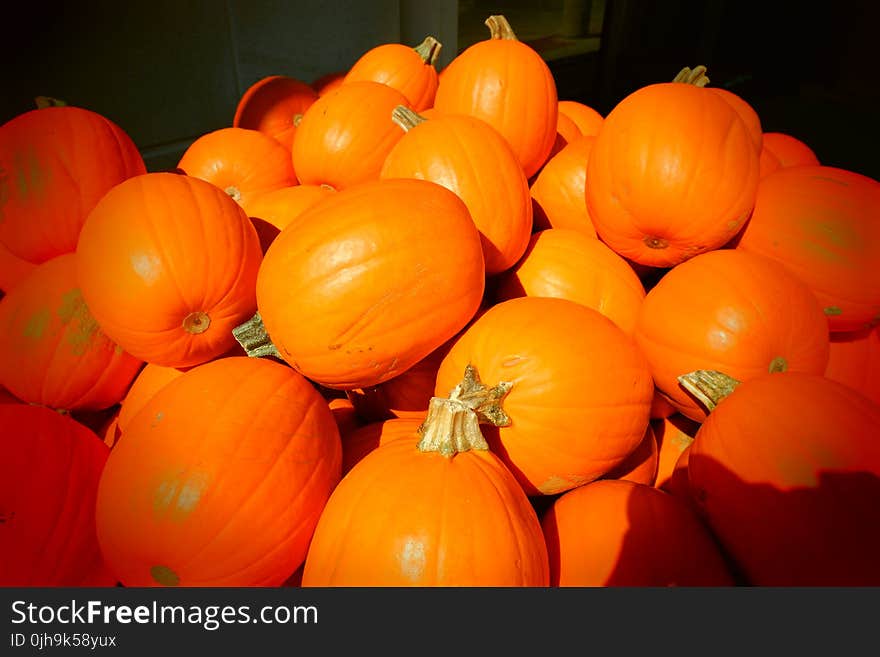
[688,372,880,586]
[177,127,298,213]
[95,357,342,587]
[495,229,646,336]
[117,363,185,435]
[432,22,558,179]
[824,327,880,405]
[0,254,143,411]
[709,87,762,153]
[542,479,734,586]
[530,136,596,234]
[586,82,759,267]
[75,173,262,368]
[232,75,319,151]
[0,106,146,265]
[343,42,439,111]
[761,131,819,168]
[341,417,423,476]
[380,112,532,274]
[435,297,654,496]
[557,100,604,137]
[301,439,550,586]
[734,165,880,332]
[634,249,830,422]
[1,404,114,586]
[257,178,485,389]
[292,81,410,190]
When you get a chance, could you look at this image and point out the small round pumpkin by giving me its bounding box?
[95,356,342,587]
[0,253,143,411]
[245,184,336,253]
[542,478,734,586]
[530,136,597,234]
[75,172,263,368]
[652,414,700,490]
[232,75,319,152]
[601,424,659,486]
[761,131,819,168]
[557,100,603,138]
[341,416,423,476]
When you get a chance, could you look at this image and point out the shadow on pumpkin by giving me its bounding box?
[541,455,880,587]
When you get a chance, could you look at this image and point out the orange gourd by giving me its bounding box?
[586,70,759,267]
[75,172,262,368]
[380,106,532,274]
[245,184,336,253]
[311,71,346,96]
[95,356,342,586]
[824,327,880,405]
[176,127,298,213]
[652,414,700,490]
[557,100,604,137]
[343,36,442,110]
[530,135,597,235]
[433,15,558,178]
[734,165,880,332]
[232,75,319,152]
[542,479,734,586]
[494,229,646,336]
[0,105,146,266]
[291,81,410,190]
[602,424,659,486]
[761,131,819,168]
[301,394,549,586]
[340,416,423,476]
[247,178,484,389]
[634,249,830,422]
[435,296,654,496]
[0,253,143,411]
[708,85,762,153]
[758,143,782,178]
[680,369,880,585]
[546,111,582,161]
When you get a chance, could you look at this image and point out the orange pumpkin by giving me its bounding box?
[311,70,347,95]
[328,396,362,439]
[1,404,115,586]
[301,394,549,586]
[557,100,604,137]
[232,75,319,152]
[602,424,659,486]
[586,77,759,267]
[380,107,532,274]
[634,249,830,422]
[734,165,880,332]
[344,36,442,110]
[824,327,880,405]
[761,131,819,168]
[546,111,582,161]
[706,83,762,153]
[435,296,654,496]
[0,253,143,411]
[176,127,298,212]
[758,142,782,178]
[0,243,36,294]
[494,229,646,336]
[681,369,880,585]
[95,356,342,586]
[291,81,410,190]
[245,184,336,253]
[542,479,734,586]
[250,178,484,389]
[432,15,558,178]
[75,172,262,368]
[341,416,423,476]
[0,105,146,266]
[652,414,700,490]
[530,136,597,234]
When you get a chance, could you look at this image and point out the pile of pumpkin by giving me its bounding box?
[2,15,879,588]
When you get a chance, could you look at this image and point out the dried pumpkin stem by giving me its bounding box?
[486,15,518,41]
[413,35,443,66]
[232,311,282,359]
[677,369,741,413]
[447,363,513,426]
[672,65,710,87]
[391,105,427,132]
[417,396,489,457]
[35,96,67,109]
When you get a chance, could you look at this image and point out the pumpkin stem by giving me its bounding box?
[417,396,489,457]
[672,65,710,87]
[485,15,518,41]
[182,311,211,335]
[413,35,443,66]
[391,105,427,132]
[293,113,303,127]
[447,364,513,427]
[677,370,741,413]
[768,356,788,373]
[35,96,67,109]
[232,312,282,359]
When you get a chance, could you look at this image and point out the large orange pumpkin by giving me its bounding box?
[0,105,146,265]
[432,15,558,178]
[301,394,549,586]
[542,479,734,586]
[435,296,654,496]
[95,356,342,586]
[681,369,880,585]
[1,404,115,586]
[343,36,442,111]
[250,178,484,389]
[232,75,319,152]
[494,228,646,336]
[75,172,262,368]
[530,135,596,234]
[586,77,759,267]
[734,165,880,332]
[634,249,830,422]
[291,80,410,190]
[0,253,143,411]
[380,106,532,274]
[176,127,298,213]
